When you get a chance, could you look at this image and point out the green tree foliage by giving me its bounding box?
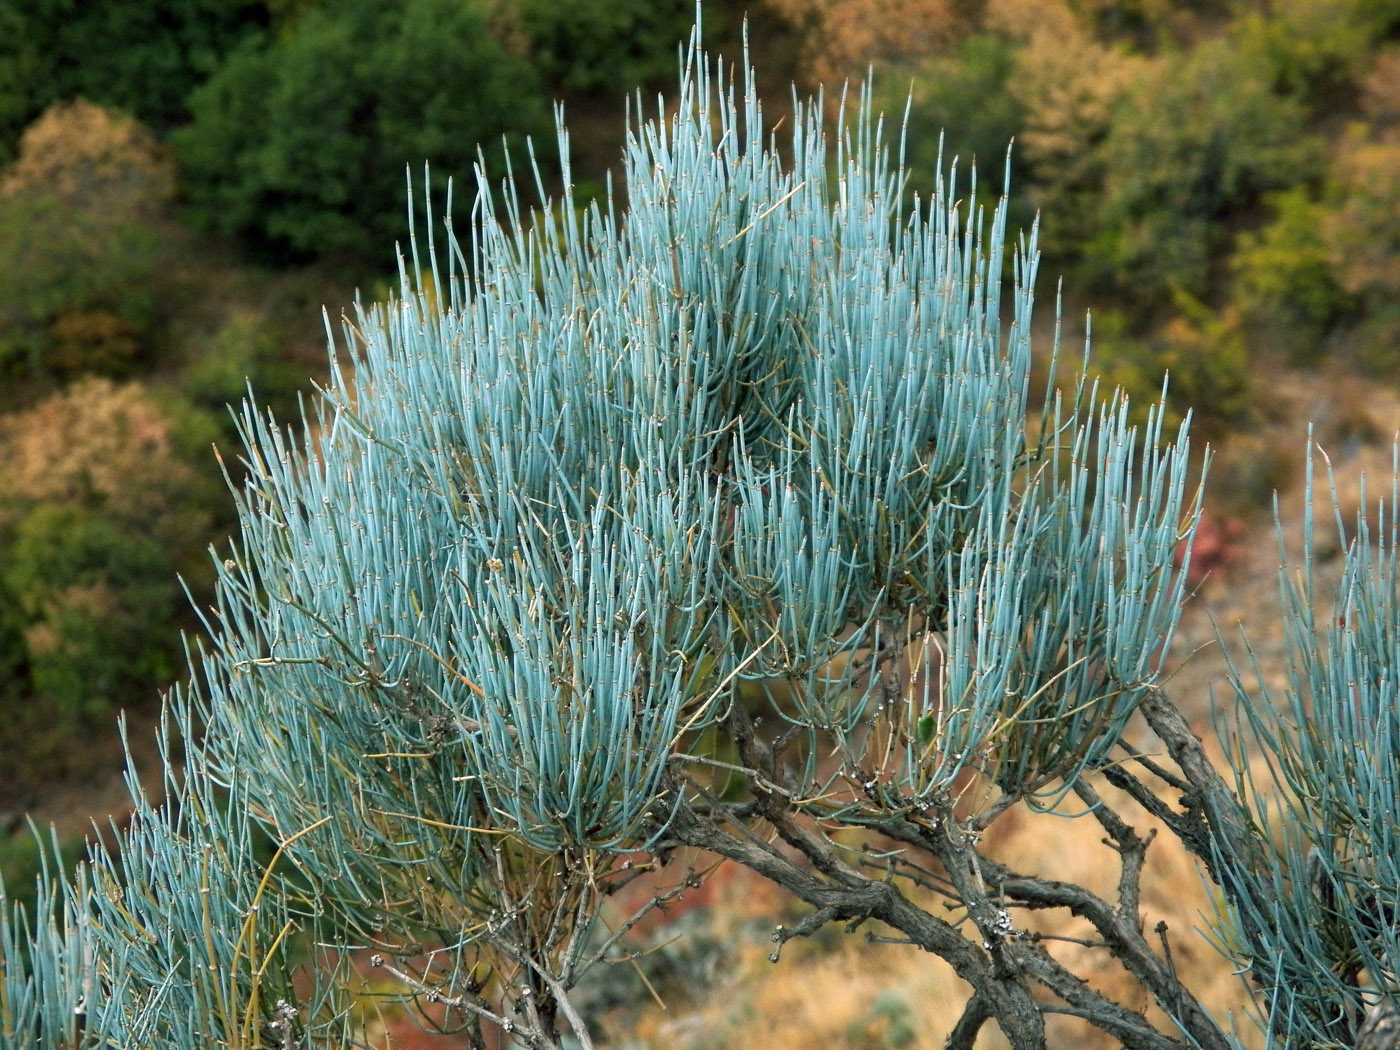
[175,0,547,264]
[1233,186,1355,362]
[511,0,699,94]
[885,0,1400,424]
[0,380,222,721]
[181,307,312,428]
[1083,39,1325,308]
[1,505,184,719]
[1091,290,1253,436]
[4,32,1400,1050]
[0,194,160,380]
[879,32,1024,204]
[990,0,1144,275]
[1325,136,1400,306]
[1324,134,1400,372]
[0,101,176,382]
[1231,0,1393,111]
[0,0,269,159]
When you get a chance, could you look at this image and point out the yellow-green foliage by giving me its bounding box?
[1089,290,1252,436]
[0,379,221,720]
[993,0,1145,268]
[1233,187,1355,362]
[876,0,1400,425]
[0,101,173,380]
[1081,39,1324,307]
[1326,136,1400,304]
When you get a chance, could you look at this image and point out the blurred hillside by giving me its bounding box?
[1,0,1399,1046]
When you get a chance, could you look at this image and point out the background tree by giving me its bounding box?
[0,379,223,725]
[1232,186,1355,365]
[174,0,547,265]
[766,0,961,89]
[879,30,1025,205]
[0,101,176,382]
[0,0,270,161]
[509,0,699,95]
[1324,137,1400,366]
[3,30,1399,1050]
[1080,39,1324,311]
